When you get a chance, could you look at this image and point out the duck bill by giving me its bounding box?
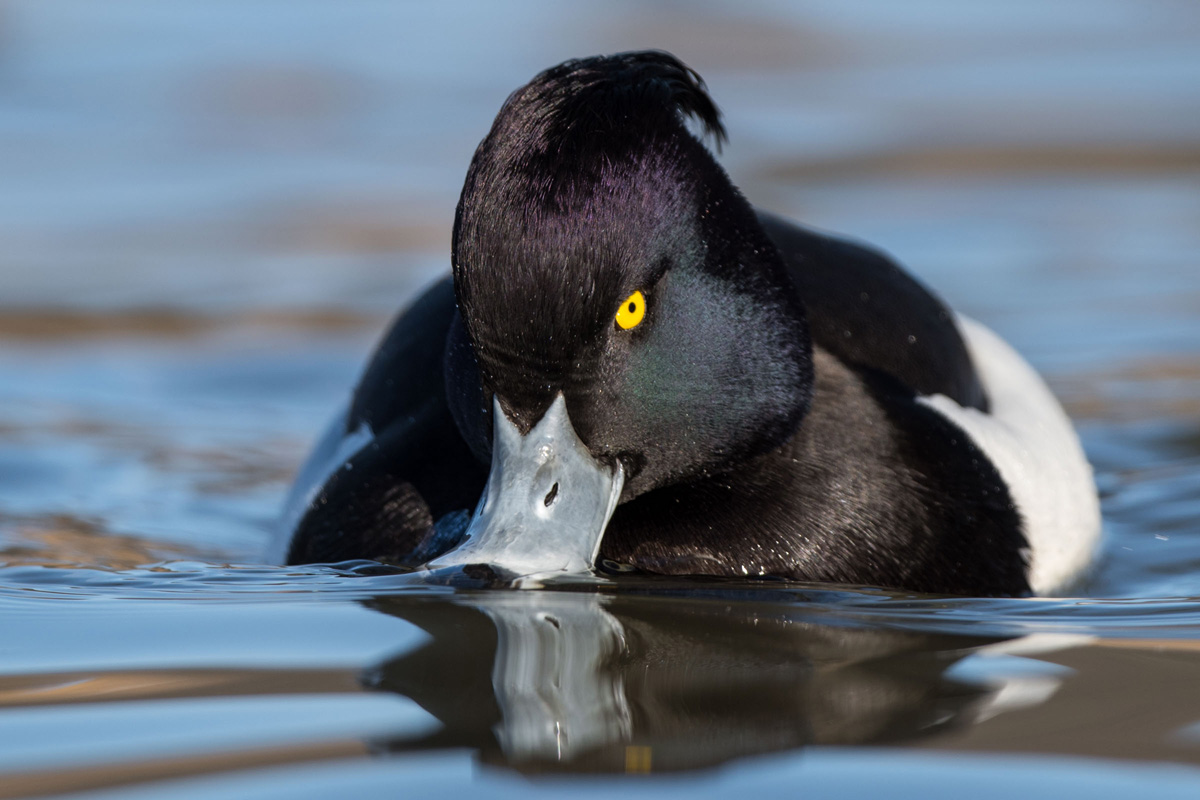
[428,394,624,579]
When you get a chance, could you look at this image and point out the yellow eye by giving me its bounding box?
[615,290,646,330]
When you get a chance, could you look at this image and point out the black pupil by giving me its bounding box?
[628,301,637,313]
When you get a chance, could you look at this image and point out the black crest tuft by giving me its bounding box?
[511,50,727,152]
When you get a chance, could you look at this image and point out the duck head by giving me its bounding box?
[432,52,813,579]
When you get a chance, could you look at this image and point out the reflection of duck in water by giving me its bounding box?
[362,590,1008,773]
[278,51,1099,596]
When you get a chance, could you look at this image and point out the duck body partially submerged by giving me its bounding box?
[276,51,1100,596]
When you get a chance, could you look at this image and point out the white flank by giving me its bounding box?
[919,316,1101,595]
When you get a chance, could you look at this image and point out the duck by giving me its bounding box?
[274,50,1100,597]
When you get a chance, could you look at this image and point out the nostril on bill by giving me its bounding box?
[543,482,559,507]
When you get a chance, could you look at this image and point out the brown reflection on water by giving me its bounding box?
[1056,357,1200,423]
[0,514,205,569]
[759,142,1200,182]
[0,666,361,708]
[0,308,381,342]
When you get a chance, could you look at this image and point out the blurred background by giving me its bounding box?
[1,4,1200,796]
[0,0,1197,592]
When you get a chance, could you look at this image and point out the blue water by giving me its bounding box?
[1,1,1199,797]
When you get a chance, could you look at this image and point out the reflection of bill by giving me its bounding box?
[363,588,1016,773]
[485,593,631,761]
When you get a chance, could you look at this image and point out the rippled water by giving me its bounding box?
[2,1,1199,797]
